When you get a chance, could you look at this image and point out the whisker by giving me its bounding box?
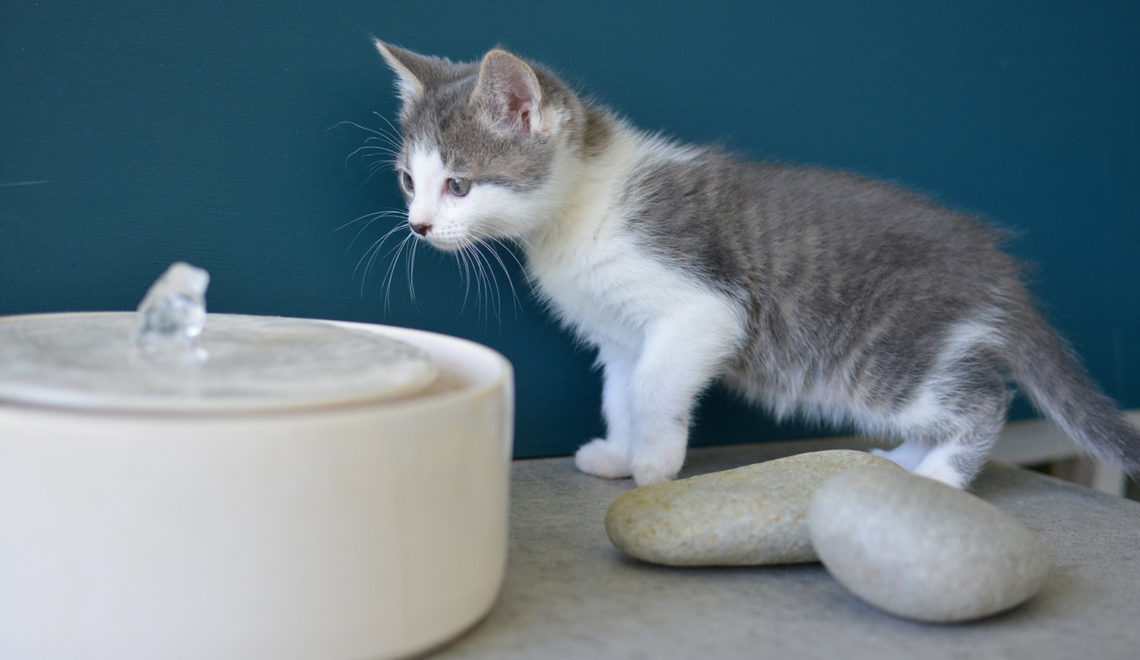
[456,244,476,315]
[467,242,501,329]
[361,163,394,188]
[328,119,386,136]
[380,233,415,312]
[466,230,525,318]
[483,241,523,314]
[348,219,404,256]
[479,245,498,326]
[372,112,404,142]
[462,244,484,327]
[364,136,400,151]
[357,225,410,285]
[334,116,404,192]
[489,236,529,273]
[345,144,398,169]
[356,235,386,279]
[405,236,422,310]
[359,235,388,296]
[335,209,405,233]
[367,159,396,174]
[332,118,403,150]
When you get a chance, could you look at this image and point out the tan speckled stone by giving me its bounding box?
[604,450,901,566]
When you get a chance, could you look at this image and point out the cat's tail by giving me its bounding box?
[1003,302,1140,476]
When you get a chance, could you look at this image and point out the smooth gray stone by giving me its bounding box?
[605,450,901,566]
[809,467,1052,623]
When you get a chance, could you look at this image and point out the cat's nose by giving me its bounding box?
[410,221,432,236]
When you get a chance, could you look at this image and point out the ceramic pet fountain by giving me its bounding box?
[0,263,514,659]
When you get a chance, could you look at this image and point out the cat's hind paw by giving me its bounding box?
[913,452,970,489]
[575,438,633,479]
[870,443,928,471]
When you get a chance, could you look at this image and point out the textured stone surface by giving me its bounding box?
[605,450,901,566]
[809,467,1052,623]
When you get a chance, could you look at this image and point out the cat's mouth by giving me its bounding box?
[411,225,467,253]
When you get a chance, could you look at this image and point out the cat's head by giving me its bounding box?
[375,41,590,252]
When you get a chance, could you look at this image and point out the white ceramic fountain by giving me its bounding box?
[0,263,514,659]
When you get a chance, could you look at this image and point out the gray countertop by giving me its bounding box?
[437,440,1140,659]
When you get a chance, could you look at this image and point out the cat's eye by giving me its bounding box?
[398,170,414,197]
[446,177,471,197]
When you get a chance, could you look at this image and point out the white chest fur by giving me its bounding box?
[527,217,667,350]
[523,133,741,355]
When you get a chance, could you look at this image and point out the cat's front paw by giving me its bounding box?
[575,438,632,479]
[630,448,685,486]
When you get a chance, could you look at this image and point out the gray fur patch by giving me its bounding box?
[616,147,1034,448]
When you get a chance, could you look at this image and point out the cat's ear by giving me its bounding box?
[374,39,435,104]
[472,49,545,135]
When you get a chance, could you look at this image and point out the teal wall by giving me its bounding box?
[2,1,1138,457]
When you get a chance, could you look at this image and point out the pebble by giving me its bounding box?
[808,467,1051,623]
[605,450,901,566]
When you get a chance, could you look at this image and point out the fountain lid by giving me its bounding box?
[0,312,439,413]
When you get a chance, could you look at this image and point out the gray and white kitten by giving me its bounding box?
[372,41,1140,488]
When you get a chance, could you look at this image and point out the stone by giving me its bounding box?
[808,467,1051,623]
[605,450,902,566]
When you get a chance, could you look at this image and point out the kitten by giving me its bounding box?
[371,40,1140,488]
